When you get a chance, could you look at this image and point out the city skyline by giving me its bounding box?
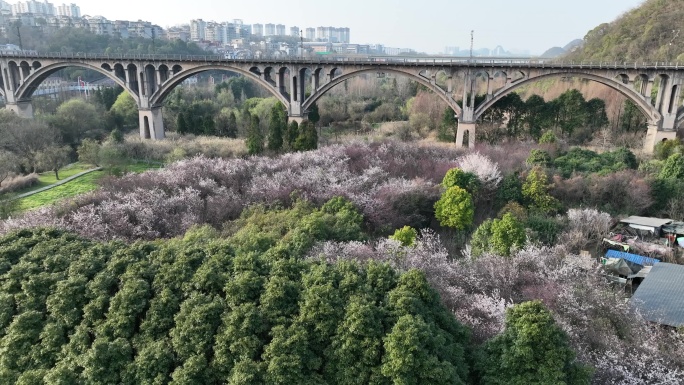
[40,0,646,54]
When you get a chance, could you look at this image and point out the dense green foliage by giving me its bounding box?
[442,168,481,195]
[479,90,610,144]
[568,0,684,62]
[470,213,526,257]
[389,226,418,247]
[553,147,638,177]
[0,197,473,384]
[480,301,592,385]
[434,186,475,230]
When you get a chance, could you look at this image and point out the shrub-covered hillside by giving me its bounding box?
[568,0,684,62]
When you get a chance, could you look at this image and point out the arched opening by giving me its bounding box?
[312,68,323,91]
[19,61,31,80]
[31,61,41,70]
[668,84,678,114]
[8,61,20,90]
[616,74,630,85]
[489,71,508,95]
[655,74,669,111]
[127,64,139,95]
[278,67,290,100]
[15,63,139,112]
[101,63,112,72]
[260,66,273,87]
[462,129,470,147]
[300,68,312,101]
[113,63,125,82]
[158,65,169,84]
[143,116,151,139]
[634,74,649,96]
[475,71,658,126]
[302,68,462,117]
[172,65,182,76]
[145,64,157,95]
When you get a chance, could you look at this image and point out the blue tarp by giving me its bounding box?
[605,249,660,266]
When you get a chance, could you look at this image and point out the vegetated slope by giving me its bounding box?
[0,142,461,241]
[0,207,472,383]
[567,0,684,62]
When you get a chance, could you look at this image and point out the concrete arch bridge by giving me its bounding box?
[1,52,683,153]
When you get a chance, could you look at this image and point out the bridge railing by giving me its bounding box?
[0,50,680,69]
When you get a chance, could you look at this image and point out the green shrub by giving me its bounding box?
[389,226,418,246]
[434,186,475,230]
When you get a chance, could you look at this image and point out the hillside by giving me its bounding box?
[567,0,684,62]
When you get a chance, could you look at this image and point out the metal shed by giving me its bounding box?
[630,263,684,327]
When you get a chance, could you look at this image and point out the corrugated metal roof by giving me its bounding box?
[630,263,684,327]
[620,216,673,228]
[605,250,660,266]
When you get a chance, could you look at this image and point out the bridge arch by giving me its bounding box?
[301,67,462,116]
[474,71,661,124]
[149,64,290,108]
[15,61,140,103]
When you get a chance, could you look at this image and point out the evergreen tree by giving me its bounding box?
[246,115,264,155]
[176,112,188,135]
[285,121,299,150]
[203,117,216,136]
[308,103,320,126]
[294,121,318,151]
[481,301,592,385]
[268,103,286,152]
[227,111,238,138]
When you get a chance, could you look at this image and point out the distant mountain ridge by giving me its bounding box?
[540,39,584,58]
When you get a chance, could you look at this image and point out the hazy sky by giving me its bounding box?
[72,0,645,54]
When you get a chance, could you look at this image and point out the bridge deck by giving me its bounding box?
[1,51,682,70]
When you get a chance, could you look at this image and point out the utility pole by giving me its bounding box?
[470,30,474,60]
[15,21,23,50]
[300,30,303,60]
[151,27,156,54]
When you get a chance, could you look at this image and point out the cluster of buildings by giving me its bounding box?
[0,0,419,58]
[0,0,163,40]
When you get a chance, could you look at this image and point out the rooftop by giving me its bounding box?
[620,216,673,228]
[630,263,684,327]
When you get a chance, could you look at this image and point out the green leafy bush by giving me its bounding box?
[434,186,475,230]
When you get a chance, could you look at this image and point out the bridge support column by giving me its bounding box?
[6,101,33,118]
[288,115,306,124]
[455,122,476,149]
[138,107,165,140]
[643,124,676,154]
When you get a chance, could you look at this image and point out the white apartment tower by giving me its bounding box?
[57,3,79,17]
[190,19,206,41]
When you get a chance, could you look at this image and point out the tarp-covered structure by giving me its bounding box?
[630,263,684,327]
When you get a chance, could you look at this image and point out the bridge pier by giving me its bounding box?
[455,122,476,148]
[644,124,677,153]
[138,107,165,140]
[5,101,33,118]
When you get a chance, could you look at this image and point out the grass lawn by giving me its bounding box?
[15,162,162,212]
[13,163,95,196]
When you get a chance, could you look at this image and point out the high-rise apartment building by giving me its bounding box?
[252,23,263,37]
[11,0,55,16]
[290,26,300,37]
[57,2,79,17]
[190,18,206,41]
[275,23,285,36]
[315,26,350,43]
[305,27,315,40]
[264,23,275,36]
